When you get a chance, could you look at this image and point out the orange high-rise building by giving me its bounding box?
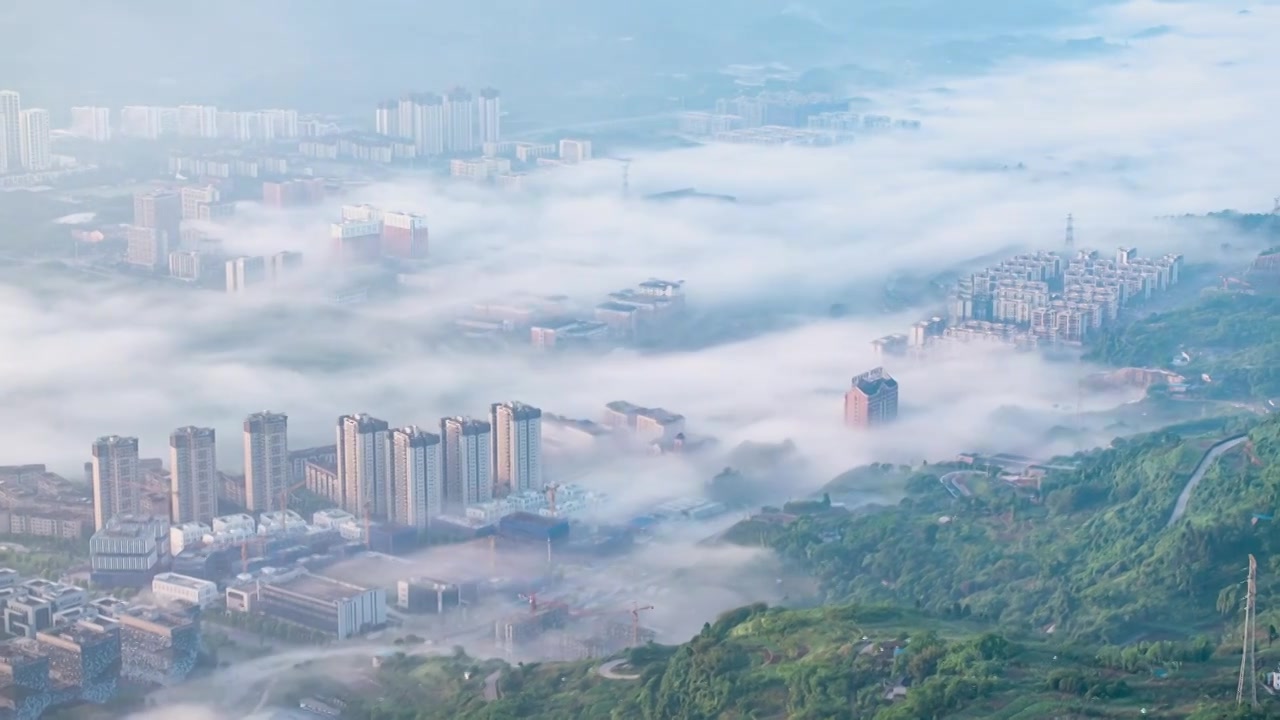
[843,367,899,428]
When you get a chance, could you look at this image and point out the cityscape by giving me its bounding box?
[1,2,1279,719]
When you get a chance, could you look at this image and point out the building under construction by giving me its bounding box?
[560,620,658,661]
[495,604,570,653]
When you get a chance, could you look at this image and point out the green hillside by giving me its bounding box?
[344,414,1280,720]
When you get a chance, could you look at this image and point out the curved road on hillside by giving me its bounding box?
[596,660,642,680]
[1167,435,1248,527]
[483,670,502,701]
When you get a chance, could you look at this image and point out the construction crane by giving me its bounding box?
[630,603,655,647]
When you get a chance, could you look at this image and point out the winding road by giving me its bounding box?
[596,660,641,680]
[483,670,502,701]
[1166,435,1248,527]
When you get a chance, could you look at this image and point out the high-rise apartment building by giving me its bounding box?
[337,414,391,518]
[0,91,21,172]
[70,106,112,141]
[411,93,445,155]
[169,427,217,525]
[243,412,289,512]
[440,417,492,509]
[91,436,141,531]
[119,106,164,139]
[375,101,398,137]
[224,255,266,293]
[0,116,7,173]
[389,426,442,530]
[478,88,501,144]
[179,185,220,220]
[17,109,51,171]
[176,105,218,138]
[843,367,899,428]
[133,191,182,240]
[443,88,476,153]
[490,402,542,495]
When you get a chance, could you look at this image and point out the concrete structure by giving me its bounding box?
[478,87,501,144]
[169,427,217,525]
[440,417,492,509]
[337,414,391,518]
[244,412,289,513]
[125,226,169,270]
[490,402,542,495]
[151,573,217,608]
[0,91,21,172]
[389,427,441,530]
[397,577,477,614]
[17,109,50,171]
[89,515,168,587]
[268,250,303,282]
[304,460,341,506]
[330,220,382,264]
[133,191,182,242]
[70,105,111,140]
[443,87,476,153]
[261,178,324,208]
[257,573,386,640]
[35,620,121,703]
[109,604,199,686]
[224,255,266,293]
[844,367,899,428]
[558,139,593,164]
[91,436,141,531]
[529,318,608,349]
[602,402,686,443]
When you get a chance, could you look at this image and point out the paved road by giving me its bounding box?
[483,670,502,701]
[1167,435,1248,527]
[596,660,641,680]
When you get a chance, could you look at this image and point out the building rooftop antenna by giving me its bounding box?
[1065,213,1075,249]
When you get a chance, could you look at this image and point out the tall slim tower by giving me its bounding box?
[243,411,289,512]
[440,417,492,509]
[337,414,391,518]
[1238,554,1258,708]
[443,87,476,153]
[1065,213,1075,250]
[91,435,141,531]
[169,426,218,524]
[0,91,20,172]
[17,108,50,171]
[478,87,501,144]
[490,401,542,495]
[389,426,442,530]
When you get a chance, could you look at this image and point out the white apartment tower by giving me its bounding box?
[18,109,51,171]
[440,417,492,509]
[478,88,501,144]
[443,88,476,153]
[390,426,442,530]
[0,115,7,174]
[244,411,289,513]
[70,106,112,141]
[490,401,542,494]
[177,105,218,138]
[559,139,593,164]
[337,414,391,518]
[412,93,445,155]
[0,91,20,172]
[169,426,218,525]
[91,435,141,531]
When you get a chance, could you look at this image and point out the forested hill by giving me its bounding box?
[347,414,1280,720]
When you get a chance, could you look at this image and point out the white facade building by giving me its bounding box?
[490,401,542,494]
[70,106,112,141]
[337,414,391,517]
[390,426,442,530]
[440,417,492,508]
[17,109,51,171]
[152,572,218,608]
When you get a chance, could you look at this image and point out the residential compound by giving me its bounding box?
[336,203,430,260]
[372,86,500,155]
[677,91,921,146]
[871,244,1184,356]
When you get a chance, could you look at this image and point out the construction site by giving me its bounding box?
[493,592,658,661]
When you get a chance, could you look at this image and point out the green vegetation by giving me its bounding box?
[206,608,334,645]
[342,412,1280,719]
[1088,293,1280,400]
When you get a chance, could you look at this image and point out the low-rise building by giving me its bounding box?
[257,573,386,640]
[151,573,218,609]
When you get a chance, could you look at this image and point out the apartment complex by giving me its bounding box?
[243,412,289,513]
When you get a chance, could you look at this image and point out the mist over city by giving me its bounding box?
[1,1,1279,719]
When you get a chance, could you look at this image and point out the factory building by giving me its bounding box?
[257,573,386,641]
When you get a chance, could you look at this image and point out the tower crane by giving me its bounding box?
[606,157,633,197]
[630,603,655,647]
[544,483,562,517]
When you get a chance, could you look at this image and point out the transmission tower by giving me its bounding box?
[1237,554,1258,707]
[1064,213,1075,250]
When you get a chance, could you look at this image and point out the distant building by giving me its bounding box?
[440,417,492,509]
[337,414,391,518]
[243,412,289,513]
[257,573,386,640]
[89,515,169,588]
[91,436,141,531]
[844,367,899,428]
[168,427,217,525]
[70,106,112,142]
[151,572,217,608]
[17,109,51,171]
[558,139,592,164]
[224,255,266,293]
[389,426,442,530]
[490,402,542,495]
[261,178,324,208]
[478,88,501,144]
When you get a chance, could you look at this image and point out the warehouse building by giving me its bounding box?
[258,573,386,640]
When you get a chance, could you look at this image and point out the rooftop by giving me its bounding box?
[597,301,639,313]
[153,572,214,591]
[276,573,369,602]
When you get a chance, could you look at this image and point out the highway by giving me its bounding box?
[1167,435,1248,527]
